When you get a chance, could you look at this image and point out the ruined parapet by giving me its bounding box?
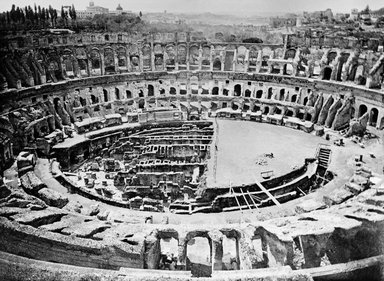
[332,97,354,130]
[325,98,342,128]
[346,112,369,137]
[317,95,334,125]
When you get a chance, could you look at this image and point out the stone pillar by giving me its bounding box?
[113,48,119,73]
[186,43,190,71]
[244,49,250,72]
[198,45,203,71]
[100,52,105,76]
[151,43,155,71]
[233,49,237,72]
[221,51,225,71]
[209,230,224,271]
[210,46,214,71]
[175,44,179,71]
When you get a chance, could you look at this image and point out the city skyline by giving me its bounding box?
[0,0,383,15]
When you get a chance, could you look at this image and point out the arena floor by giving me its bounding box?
[206,119,324,188]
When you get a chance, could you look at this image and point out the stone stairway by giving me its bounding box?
[316,144,332,169]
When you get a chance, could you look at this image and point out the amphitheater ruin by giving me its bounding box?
[0,28,384,281]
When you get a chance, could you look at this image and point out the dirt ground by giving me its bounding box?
[206,119,323,188]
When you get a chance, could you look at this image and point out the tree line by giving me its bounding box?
[0,4,77,31]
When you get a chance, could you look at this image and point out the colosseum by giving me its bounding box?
[1,19,384,281]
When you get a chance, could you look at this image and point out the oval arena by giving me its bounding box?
[1,31,384,281]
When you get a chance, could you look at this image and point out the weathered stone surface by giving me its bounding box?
[63,201,83,213]
[11,208,67,227]
[82,203,100,216]
[37,188,69,208]
[325,98,342,128]
[332,97,353,130]
[61,220,111,238]
[97,210,110,221]
[317,95,334,125]
[20,171,45,194]
[311,94,324,123]
[39,214,87,232]
[295,199,326,214]
[0,185,12,199]
[346,112,369,137]
[323,186,354,206]
[144,230,161,269]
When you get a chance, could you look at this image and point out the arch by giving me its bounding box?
[148,85,154,97]
[170,87,176,95]
[138,99,145,109]
[79,97,86,107]
[263,106,270,114]
[234,84,241,97]
[303,97,308,106]
[159,237,179,270]
[223,89,229,96]
[284,64,294,75]
[186,236,211,270]
[274,107,282,114]
[305,113,312,121]
[138,90,144,98]
[256,90,263,99]
[115,88,120,100]
[253,105,261,112]
[104,34,110,41]
[117,47,127,68]
[222,236,240,270]
[232,103,239,110]
[126,90,132,99]
[212,87,219,95]
[291,94,297,103]
[369,108,379,126]
[358,104,368,118]
[285,109,294,117]
[380,117,384,130]
[90,49,101,70]
[323,67,332,80]
[245,89,252,98]
[279,89,285,101]
[104,48,115,74]
[267,88,273,99]
[159,88,165,95]
[91,94,98,104]
[213,58,222,71]
[103,89,109,102]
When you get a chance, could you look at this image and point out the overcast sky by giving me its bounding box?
[0,0,383,15]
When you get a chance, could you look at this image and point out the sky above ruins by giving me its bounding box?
[1,0,383,14]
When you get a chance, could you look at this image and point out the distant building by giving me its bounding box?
[77,2,133,18]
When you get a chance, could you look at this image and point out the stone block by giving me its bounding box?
[37,188,69,208]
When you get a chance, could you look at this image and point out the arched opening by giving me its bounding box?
[303,97,308,106]
[91,94,98,104]
[285,109,294,117]
[148,85,154,97]
[159,237,179,270]
[223,89,229,96]
[323,67,332,80]
[213,58,221,71]
[115,88,120,100]
[369,108,379,126]
[138,90,144,98]
[358,104,368,117]
[245,89,251,97]
[380,117,384,129]
[186,237,211,271]
[212,87,219,95]
[305,113,312,121]
[263,107,270,114]
[253,105,261,112]
[256,90,263,99]
[79,97,86,107]
[274,107,282,114]
[279,89,285,101]
[160,89,165,95]
[170,87,176,95]
[104,34,109,41]
[243,104,250,111]
[138,99,145,109]
[222,236,239,270]
[234,84,241,97]
[126,90,132,99]
[232,103,239,110]
[103,89,109,102]
[284,64,294,75]
[291,94,297,103]
[53,97,61,111]
[267,88,273,99]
